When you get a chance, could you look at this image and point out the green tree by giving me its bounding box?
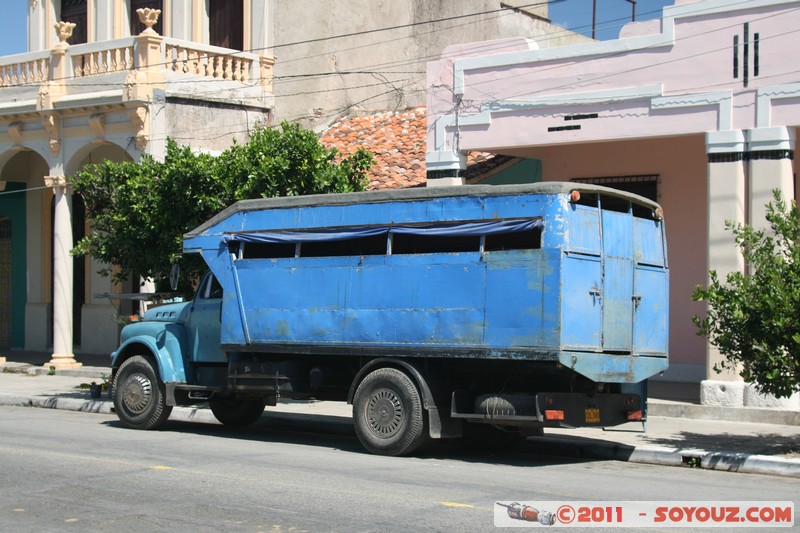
[692,189,800,398]
[73,122,373,288]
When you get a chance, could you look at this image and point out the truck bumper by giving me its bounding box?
[450,389,644,429]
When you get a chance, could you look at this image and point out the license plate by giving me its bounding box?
[585,408,600,423]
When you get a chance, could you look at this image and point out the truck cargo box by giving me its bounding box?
[183,183,668,384]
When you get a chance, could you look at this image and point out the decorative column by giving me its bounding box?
[748,127,795,229]
[742,126,799,409]
[426,115,467,188]
[124,8,165,154]
[135,8,165,78]
[37,22,74,156]
[44,176,81,369]
[701,130,745,405]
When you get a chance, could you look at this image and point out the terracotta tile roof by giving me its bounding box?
[320,107,506,190]
[463,153,518,182]
[320,107,428,190]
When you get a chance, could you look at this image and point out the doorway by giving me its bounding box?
[0,217,11,350]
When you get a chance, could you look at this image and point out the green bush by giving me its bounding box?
[72,122,374,289]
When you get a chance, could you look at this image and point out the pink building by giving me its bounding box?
[426,0,800,407]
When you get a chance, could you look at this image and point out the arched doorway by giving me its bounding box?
[67,142,136,354]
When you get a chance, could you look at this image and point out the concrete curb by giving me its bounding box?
[1,392,798,478]
[524,436,800,478]
[649,399,800,426]
[1,363,110,379]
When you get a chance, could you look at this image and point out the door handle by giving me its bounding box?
[589,288,602,304]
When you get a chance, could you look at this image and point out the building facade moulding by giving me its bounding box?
[706,130,746,157]
[126,105,148,151]
[7,122,24,146]
[89,113,106,141]
[53,21,77,52]
[705,127,795,160]
[756,83,800,128]
[458,84,664,128]
[748,126,795,153]
[123,70,152,151]
[137,7,162,35]
[39,112,61,156]
[44,174,71,194]
[651,91,733,132]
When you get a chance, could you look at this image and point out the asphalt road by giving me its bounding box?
[0,406,797,532]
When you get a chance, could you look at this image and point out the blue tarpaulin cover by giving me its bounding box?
[221,219,542,244]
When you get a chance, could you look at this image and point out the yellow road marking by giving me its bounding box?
[441,502,475,508]
[150,465,174,470]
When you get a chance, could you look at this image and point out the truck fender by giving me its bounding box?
[111,325,189,384]
[347,358,460,439]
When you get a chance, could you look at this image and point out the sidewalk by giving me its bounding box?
[1,354,798,478]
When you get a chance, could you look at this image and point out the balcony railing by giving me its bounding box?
[0,51,51,87]
[0,36,272,90]
[70,38,136,78]
[164,38,257,83]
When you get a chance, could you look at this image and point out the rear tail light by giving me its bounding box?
[545,410,565,421]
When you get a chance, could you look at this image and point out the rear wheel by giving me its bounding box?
[113,355,172,430]
[209,397,266,427]
[353,368,428,456]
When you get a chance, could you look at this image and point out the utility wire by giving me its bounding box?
[2,0,794,143]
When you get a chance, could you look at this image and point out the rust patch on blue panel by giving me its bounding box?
[274,320,291,338]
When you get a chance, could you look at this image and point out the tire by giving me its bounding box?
[352,367,428,456]
[209,397,266,427]
[113,355,173,430]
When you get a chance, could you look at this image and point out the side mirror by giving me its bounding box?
[169,263,180,291]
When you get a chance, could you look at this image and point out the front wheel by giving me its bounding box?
[209,397,266,427]
[113,355,172,430]
[352,367,428,456]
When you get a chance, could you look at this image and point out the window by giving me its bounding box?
[60,0,87,44]
[391,234,480,255]
[241,242,296,259]
[571,175,659,218]
[229,219,543,259]
[571,175,658,202]
[210,0,243,50]
[484,228,541,251]
[300,234,387,258]
[200,275,223,299]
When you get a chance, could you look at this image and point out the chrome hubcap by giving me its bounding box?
[366,389,403,437]
[122,373,152,414]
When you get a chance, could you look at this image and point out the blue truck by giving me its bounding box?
[110,183,669,456]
